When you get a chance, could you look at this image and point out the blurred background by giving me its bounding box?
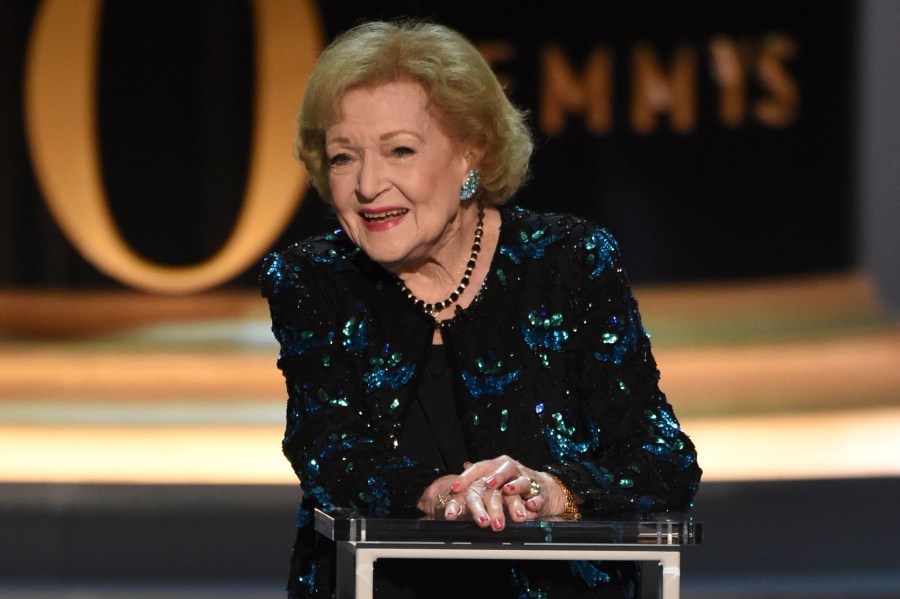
[1,0,898,597]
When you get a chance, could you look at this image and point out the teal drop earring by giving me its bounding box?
[459,169,479,201]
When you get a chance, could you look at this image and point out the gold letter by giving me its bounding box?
[23,0,322,293]
[709,35,750,127]
[630,42,697,134]
[754,33,800,127]
[540,44,613,136]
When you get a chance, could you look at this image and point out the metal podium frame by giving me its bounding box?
[315,508,701,599]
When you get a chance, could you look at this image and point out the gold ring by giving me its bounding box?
[434,494,448,514]
[524,477,541,500]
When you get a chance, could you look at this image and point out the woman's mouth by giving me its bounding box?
[360,208,408,222]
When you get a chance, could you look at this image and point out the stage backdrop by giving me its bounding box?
[0,0,856,292]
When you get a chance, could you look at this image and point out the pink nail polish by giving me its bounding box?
[449,481,461,492]
[505,483,516,492]
[485,477,496,488]
[479,515,489,524]
[516,510,525,518]
[493,518,503,529]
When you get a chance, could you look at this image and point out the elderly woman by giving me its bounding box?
[261,19,701,598]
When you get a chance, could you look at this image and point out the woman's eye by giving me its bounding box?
[392,146,415,157]
[329,153,350,167]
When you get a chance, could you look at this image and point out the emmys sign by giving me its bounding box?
[15,1,839,292]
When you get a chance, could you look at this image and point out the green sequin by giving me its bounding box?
[552,412,575,436]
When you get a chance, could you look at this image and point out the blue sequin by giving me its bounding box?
[642,442,696,470]
[552,412,575,436]
[295,562,317,594]
[296,504,313,528]
[582,462,616,489]
[304,485,335,512]
[592,309,640,365]
[262,253,297,293]
[569,560,612,587]
[362,345,414,393]
[362,363,414,393]
[304,244,360,265]
[341,315,367,355]
[293,386,348,417]
[359,476,391,517]
[510,566,549,599]
[278,329,334,359]
[543,425,592,461]
[462,352,522,398]
[580,230,619,280]
[521,324,569,352]
[521,308,570,364]
[461,368,521,398]
[316,388,348,408]
[499,225,561,264]
[646,405,681,438]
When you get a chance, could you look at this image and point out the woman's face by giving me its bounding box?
[325,80,473,273]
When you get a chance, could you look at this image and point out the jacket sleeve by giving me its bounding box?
[260,250,440,517]
[543,225,702,516]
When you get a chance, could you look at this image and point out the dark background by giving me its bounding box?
[0,0,857,288]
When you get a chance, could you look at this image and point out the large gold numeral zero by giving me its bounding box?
[24,0,322,293]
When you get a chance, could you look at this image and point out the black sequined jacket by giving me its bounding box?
[260,206,701,596]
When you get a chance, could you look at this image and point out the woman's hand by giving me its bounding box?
[416,470,512,524]
[417,473,460,520]
[446,456,568,530]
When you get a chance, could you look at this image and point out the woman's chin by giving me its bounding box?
[360,246,410,273]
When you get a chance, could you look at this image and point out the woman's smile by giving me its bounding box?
[359,206,409,231]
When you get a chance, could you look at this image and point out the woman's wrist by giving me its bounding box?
[548,474,582,521]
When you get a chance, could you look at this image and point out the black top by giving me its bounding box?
[397,344,469,472]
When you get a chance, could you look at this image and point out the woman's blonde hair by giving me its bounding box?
[295,20,533,205]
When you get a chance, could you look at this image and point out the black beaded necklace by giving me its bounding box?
[397,202,484,319]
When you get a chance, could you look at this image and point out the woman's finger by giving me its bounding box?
[450,456,520,494]
[504,494,529,522]
[486,486,506,530]
[464,478,493,527]
[450,461,494,494]
[525,493,544,514]
[443,496,465,521]
[502,474,539,499]
[483,459,519,491]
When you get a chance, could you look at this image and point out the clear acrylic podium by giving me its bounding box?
[315,508,702,599]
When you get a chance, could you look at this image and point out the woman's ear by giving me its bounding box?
[465,146,485,171]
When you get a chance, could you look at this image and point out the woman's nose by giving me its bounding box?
[355,157,389,201]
